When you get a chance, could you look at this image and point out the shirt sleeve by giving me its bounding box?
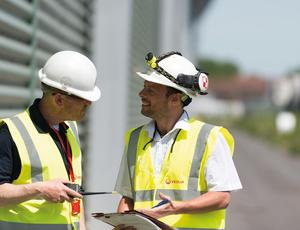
[114,148,134,199]
[205,132,243,192]
[0,124,15,184]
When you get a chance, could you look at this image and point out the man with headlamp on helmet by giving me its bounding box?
[0,51,101,230]
[114,51,242,230]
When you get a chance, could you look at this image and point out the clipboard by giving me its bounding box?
[92,210,174,230]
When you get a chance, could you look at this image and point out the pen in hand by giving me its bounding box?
[151,199,170,209]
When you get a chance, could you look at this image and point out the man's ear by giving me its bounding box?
[169,93,182,106]
[53,93,64,106]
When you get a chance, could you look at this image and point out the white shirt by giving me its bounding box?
[114,112,242,198]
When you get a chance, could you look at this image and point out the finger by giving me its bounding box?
[64,194,79,203]
[66,188,83,199]
[64,195,74,203]
[60,190,80,203]
[158,192,170,201]
[123,227,136,230]
[52,198,64,203]
[113,224,125,230]
[59,194,71,203]
[158,192,175,208]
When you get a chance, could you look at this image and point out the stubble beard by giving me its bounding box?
[141,107,153,119]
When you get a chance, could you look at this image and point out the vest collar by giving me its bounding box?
[145,110,190,139]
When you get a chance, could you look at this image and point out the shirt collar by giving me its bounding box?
[29,98,69,133]
[145,110,190,138]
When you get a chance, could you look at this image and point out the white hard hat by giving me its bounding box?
[137,53,208,98]
[39,50,101,101]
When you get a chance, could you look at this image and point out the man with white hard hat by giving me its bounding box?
[114,51,242,230]
[0,50,100,230]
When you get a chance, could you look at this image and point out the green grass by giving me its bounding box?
[199,112,300,155]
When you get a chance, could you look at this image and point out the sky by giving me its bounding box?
[197,0,300,78]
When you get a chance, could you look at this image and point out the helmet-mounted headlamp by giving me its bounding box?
[145,52,208,95]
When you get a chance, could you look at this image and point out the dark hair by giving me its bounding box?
[165,86,182,97]
[165,86,191,107]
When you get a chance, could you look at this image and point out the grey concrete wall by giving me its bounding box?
[86,0,132,229]
[159,0,191,58]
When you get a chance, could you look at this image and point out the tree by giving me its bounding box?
[197,58,239,78]
[289,67,300,75]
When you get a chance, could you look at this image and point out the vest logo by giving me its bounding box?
[165,179,184,185]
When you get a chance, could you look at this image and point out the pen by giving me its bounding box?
[151,199,170,209]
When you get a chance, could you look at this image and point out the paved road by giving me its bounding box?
[226,130,300,230]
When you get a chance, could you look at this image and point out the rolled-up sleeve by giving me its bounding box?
[205,133,243,192]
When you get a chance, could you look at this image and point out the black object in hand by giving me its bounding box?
[64,183,116,196]
[151,199,170,209]
[64,183,85,193]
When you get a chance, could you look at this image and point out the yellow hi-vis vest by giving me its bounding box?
[125,119,234,230]
[0,110,82,230]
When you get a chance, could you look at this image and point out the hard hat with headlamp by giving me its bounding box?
[38,50,101,102]
[136,51,208,105]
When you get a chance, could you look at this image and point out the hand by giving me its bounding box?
[112,224,136,230]
[137,192,176,219]
[36,179,82,203]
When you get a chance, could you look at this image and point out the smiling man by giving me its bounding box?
[114,51,242,230]
[0,51,101,230]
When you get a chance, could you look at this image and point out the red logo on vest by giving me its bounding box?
[165,179,184,184]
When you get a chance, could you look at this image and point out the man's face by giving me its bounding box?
[138,81,170,120]
[59,94,92,121]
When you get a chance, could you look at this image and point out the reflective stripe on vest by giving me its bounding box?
[0,222,79,230]
[68,121,80,145]
[126,120,230,229]
[0,111,81,229]
[127,126,143,197]
[187,123,214,193]
[10,116,43,182]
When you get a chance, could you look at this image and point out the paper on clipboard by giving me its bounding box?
[92,211,174,230]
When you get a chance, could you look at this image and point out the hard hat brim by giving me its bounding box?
[39,69,101,102]
[136,71,196,98]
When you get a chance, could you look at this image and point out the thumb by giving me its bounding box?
[113,224,125,230]
[158,192,175,208]
[158,192,170,201]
